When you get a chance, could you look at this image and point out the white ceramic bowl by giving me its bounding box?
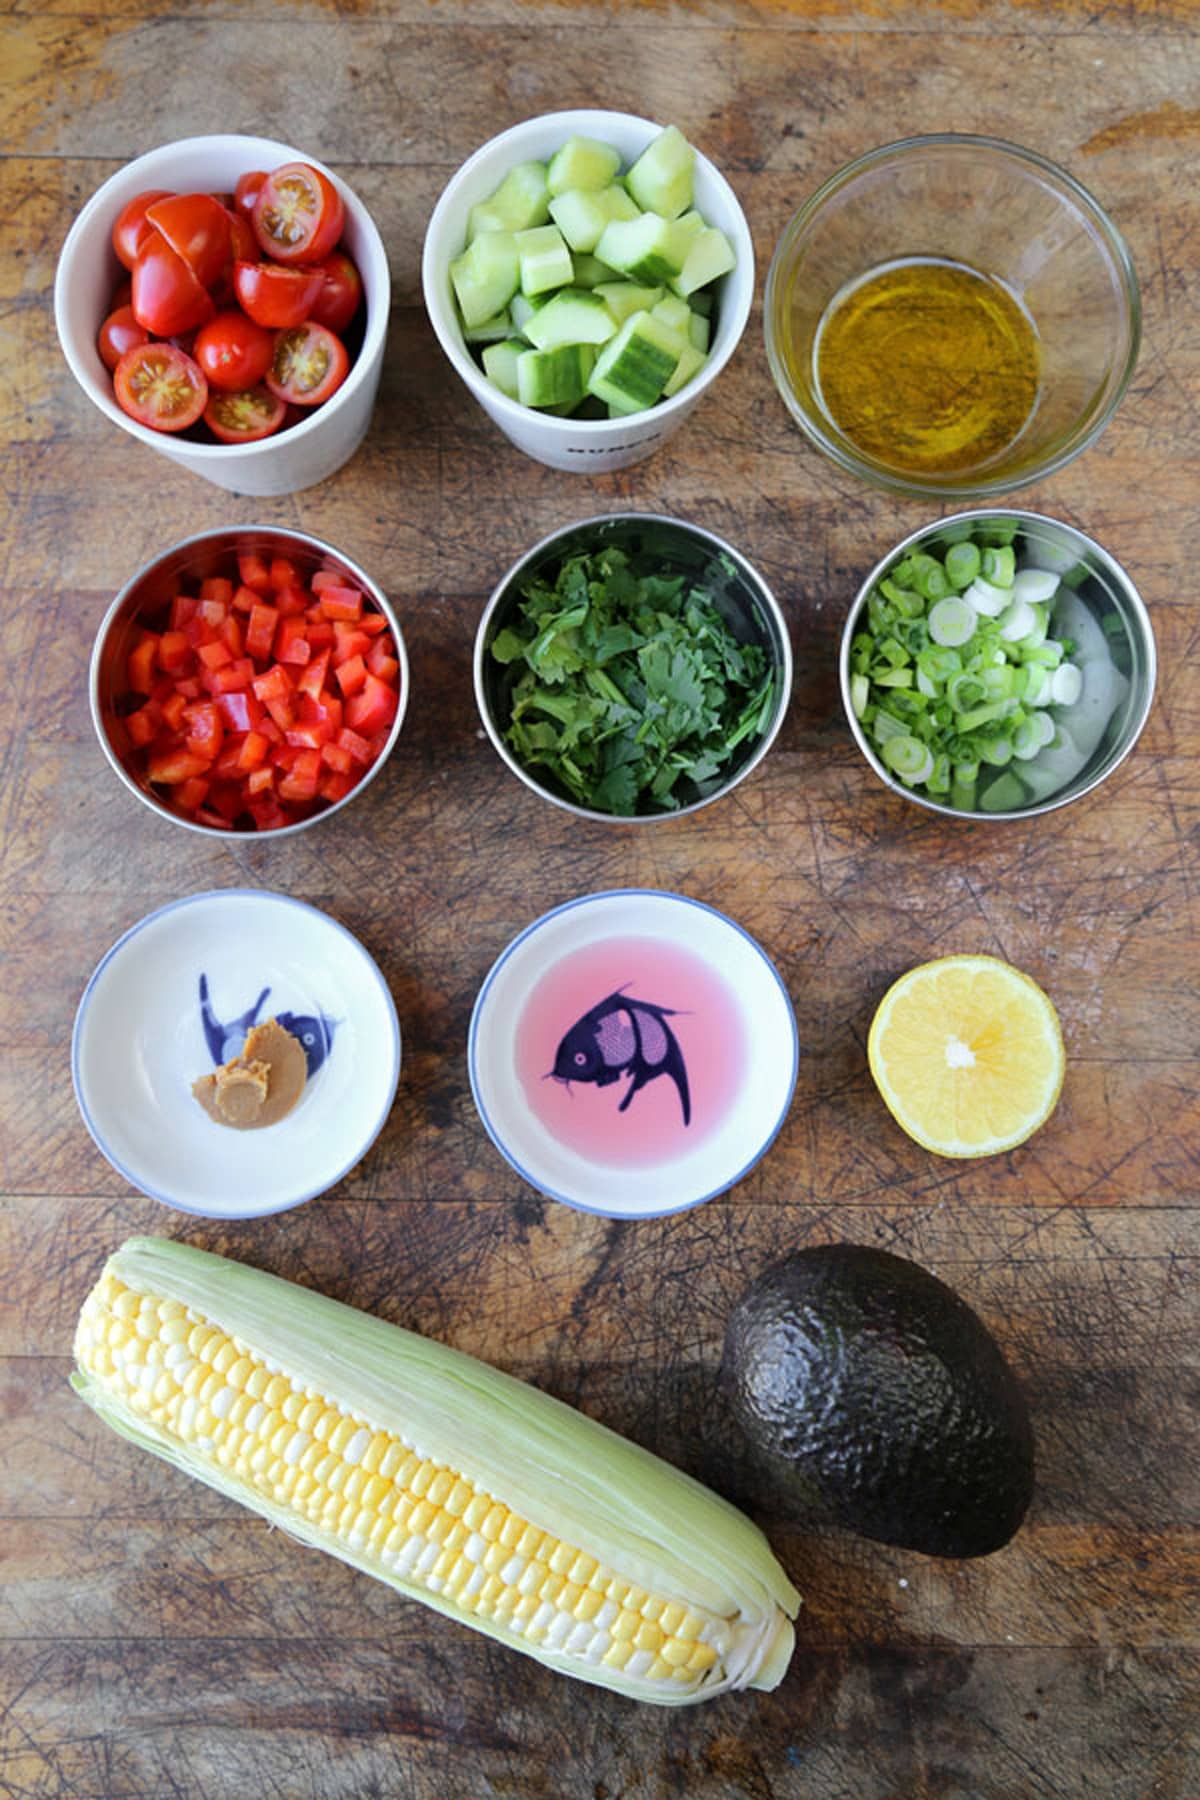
[422,110,754,473]
[72,890,401,1217]
[469,890,797,1218]
[55,134,390,496]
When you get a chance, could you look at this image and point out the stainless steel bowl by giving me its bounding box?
[839,508,1156,821]
[474,513,793,823]
[91,526,408,838]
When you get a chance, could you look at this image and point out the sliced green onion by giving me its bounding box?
[944,541,981,590]
[979,735,1014,767]
[928,597,976,647]
[850,672,869,719]
[1050,663,1083,706]
[882,734,934,783]
[981,545,1016,588]
[1012,568,1059,606]
[948,672,986,713]
[999,600,1037,642]
[962,577,1010,618]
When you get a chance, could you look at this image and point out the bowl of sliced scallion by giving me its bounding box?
[841,510,1155,820]
[475,513,792,821]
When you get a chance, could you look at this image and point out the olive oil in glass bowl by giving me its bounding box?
[765,135,1140,500]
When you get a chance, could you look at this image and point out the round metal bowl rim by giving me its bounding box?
[763,131,1143,501]
[838,506,1157,823]
[473,510,794,824]
[90,525,409,840]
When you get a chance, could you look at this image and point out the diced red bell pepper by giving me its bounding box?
[345,672,399,736]
[248,795,289,831]
[246,602,278,663]
[169,593,198,630]
[357,610,389,637]
[335,653,367,698]
[304,619,334,652]
[278,748,322,803]
[203,657,256,697]
[276,616,312,666]
[160,691,189,733]
[147,748,211,786]
[125,705,159,748]
[237,550,273,594]
[232,583,260,613]
[310,569,343,593]
[197,597,229,630]
[319,770,355,804]
[215,688,263,733]
[238,730,270,771]
[299,689,342,737]
[127,632,160,695]
[174,676,202,700]
[158,629,192,673]
[175,775,210,814]
[321,740,353,775]
[221,612,245,657]
[337,725,372,766]
[269,556,302,593]
[367,650,399,685]
[297,649,331,701]
[197,639,233,671]
[200,577,234,606]
[318,585,364,622]
[184,701,224,761]
[332,625,372,667]
[274,582,309,619]
[247,764,275,796]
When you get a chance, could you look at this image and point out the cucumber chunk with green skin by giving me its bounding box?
[650,294,691,335]
[517,343,597,408]
[674,209,707,244]
[481,339,527,400]
[546,135,622,196]
[521,288,618,351]
[571,252,618,288]
[515,224,574,296]
[467,163,550,240]
[670,226,737,298]
[662,341,707,397]
[592,281,665,326]
[508,292,545,339]
[688,311,710,351]
[450,231,520,329]
[587,310,684,410]
[626,124,695,220]
[594,213,693,284]
[548,184,639,253]
[462,309,514,345]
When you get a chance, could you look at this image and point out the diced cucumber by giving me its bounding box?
[515,224,574,296]
[548,183,638,253]
[662,341,707,398]
[522,288,618,351]
[592,281,665,326]
[688,311,710,351]
[670,225,736,298]
[650,294,691,335]
[516,343,597,409]
[508,292,543,339]
[675,209,707,244]
[546,136,622,196]
[467,162,550,240]
[481,339,527,400]
[571,252,618,288]
[594,213,693,284]
[462,308,513,345]
[625,125,695,220]
[587,310,684,410]
[450,231,520,329]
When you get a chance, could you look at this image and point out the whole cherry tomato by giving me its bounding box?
[194,311,275,391]
[114,343,208,432]
[112,190,173,271]
[266,322,350,406]
[97,304,149,372]
[232,260,324,329]
[310,250,363,334]
[252,162,345,265]
[131,230,216,336]
[145,192,231,291]
[203,385,286,444]
[233,170,268,221]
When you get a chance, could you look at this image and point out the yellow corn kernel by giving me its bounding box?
[635,1620,665,1654]
[659,1601,686,1636]
[461,1492,490,1531]
[603,1638,635,1670]
[408,1498,437,1538]
[481,1504,507,1542]
[687,1641,719,1672]
[660,1638,693,1668]
[572,1587,603,1624]
[610,1610,638,1643]
[547,1540,575,1577]
[444,1478,473,1518]
[409,1461,435,1499]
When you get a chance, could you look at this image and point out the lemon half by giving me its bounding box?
[867,954,1065,1158]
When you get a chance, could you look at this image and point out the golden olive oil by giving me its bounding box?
[813,258,1041,477]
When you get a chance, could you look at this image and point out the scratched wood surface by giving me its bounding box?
[1,1,1198,1796]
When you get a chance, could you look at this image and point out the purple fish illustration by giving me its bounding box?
[550,988,691,1125]
[199,974,336,1078]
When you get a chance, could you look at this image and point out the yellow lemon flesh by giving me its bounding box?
[867,955,1065,1158]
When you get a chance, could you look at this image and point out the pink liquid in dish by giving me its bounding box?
[514,935,746,1169]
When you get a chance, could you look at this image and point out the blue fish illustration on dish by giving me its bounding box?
[550,988,691,1125]
[199,974,336,1077]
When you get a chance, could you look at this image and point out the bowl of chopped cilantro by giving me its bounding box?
[475,514,792,821]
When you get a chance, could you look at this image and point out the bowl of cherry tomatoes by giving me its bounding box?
[92,526,407,836]
[55,135,389,496]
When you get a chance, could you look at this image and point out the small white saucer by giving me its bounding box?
[469,889,797,1219]
[72,889,401,1217]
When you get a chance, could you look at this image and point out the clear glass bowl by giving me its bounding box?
[764,135,1141,500]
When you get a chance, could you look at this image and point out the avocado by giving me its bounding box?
[722,1244,1034,1558]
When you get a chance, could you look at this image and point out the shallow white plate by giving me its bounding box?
[469,890,798,1219]
[72,890,401,1218]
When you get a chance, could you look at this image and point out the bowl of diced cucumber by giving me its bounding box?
[422,111,754,473]
[840,510,1156,820]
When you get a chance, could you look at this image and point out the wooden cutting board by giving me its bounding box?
[1,2,1196,1795]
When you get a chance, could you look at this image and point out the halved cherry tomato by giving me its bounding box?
[194,311,274,390]
[131,230,215,335]
[145,193,231,291]
[114,342,208,433]
[224,208,257,265]
[97,304,150,372]
[267,323,349,406]
[232,260,324,329]
[252,162,345,265]
[112,189,173,270]
[310,251,363,334]
[233,170,268,221]
[202,385,286,445]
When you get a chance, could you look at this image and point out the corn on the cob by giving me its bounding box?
[72,1238,799,1704]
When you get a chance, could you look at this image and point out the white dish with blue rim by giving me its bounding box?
[469,889,797,1219]
[72,889,400,1218]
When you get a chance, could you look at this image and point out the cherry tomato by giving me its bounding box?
[266,323,350,406]
[233,170,268,221]
[252,162,345,265]
[203,385,286,444]
[232,260,324,328]
[145,192,231,291]
[194,311,274,390]
[97,304,149,372]
[112,189,173,270]
[113,343,208,433]
[310,251,363,334]
[224,208,257,265]
[132,230,215,335]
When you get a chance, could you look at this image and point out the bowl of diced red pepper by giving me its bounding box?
[92,527,406,835]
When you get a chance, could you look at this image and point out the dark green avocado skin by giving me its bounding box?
[722,1244,1034,1558]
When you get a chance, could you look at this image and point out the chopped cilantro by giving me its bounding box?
[491,547,775,815]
